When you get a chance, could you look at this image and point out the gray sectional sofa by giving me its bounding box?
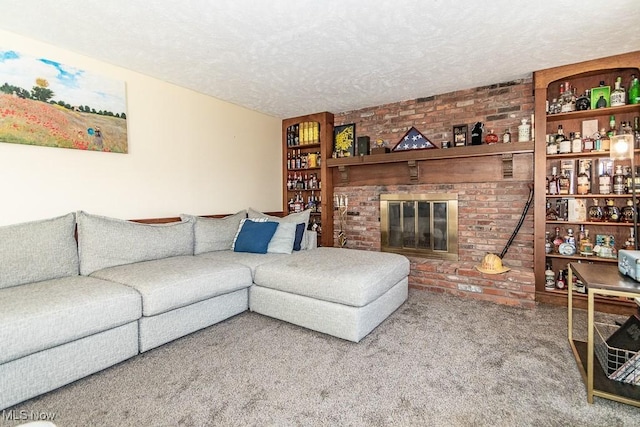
[0,209,409,410]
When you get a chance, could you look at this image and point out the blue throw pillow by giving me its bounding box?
[293,223,306,251]
[233,220,279,254]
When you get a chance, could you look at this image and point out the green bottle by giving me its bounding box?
[630,74,640,105]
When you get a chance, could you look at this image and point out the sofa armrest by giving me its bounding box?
[304,230,318,250]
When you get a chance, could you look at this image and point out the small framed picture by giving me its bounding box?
[453,124,468,147]
[333,123,356,157]
[591,86,611,110]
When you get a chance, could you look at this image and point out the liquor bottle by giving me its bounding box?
[613,164,626,195]
[610,77,626,107]
[599,167,612,195]
[553,227,564,253]
[621,199,636,223]
[629,74,640,105]
[485,129,498,144]
[571,131,582,153]
[546,200,558,220]
[558,170,571,195]
[545,263,556,290]
[549,98,559,114]
[595,81,608,109]
[556,269,566,290]
[575,89,591,111]
[633,117,640,149]
[518,118,530,142]
[548,166,560,195]
[588,198,604,222]
[560,82,575,113]
[579,228,594,256]
[577,162,590,195]
[557,125,570,153]
[546,134,559,154]
[609,115,617,136]
[502,128,511,143]
[582,133,594,152]
[544,231,553,253]
[604,198,620,222]
[599,128,610,152]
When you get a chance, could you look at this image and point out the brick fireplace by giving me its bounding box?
[328,78,536,308]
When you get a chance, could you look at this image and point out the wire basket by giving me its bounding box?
[594,322,640,385]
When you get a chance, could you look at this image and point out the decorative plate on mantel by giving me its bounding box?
[392,127,437,151]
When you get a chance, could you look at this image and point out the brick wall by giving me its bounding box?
[332,78,536,308]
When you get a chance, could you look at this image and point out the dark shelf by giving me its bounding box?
[571,340,640,402]
[545,253,618,263]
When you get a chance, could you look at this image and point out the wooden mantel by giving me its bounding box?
[326,142,534,186]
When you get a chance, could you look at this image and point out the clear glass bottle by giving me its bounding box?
[577,162,590,195]
[633,117,640,149]
[545,231,553,254]
[518,118,530,142]
[546,134,559,154]
[545,262,555,290]
[571,131,582,153]
[610,76,626,107]
[557,125,571,153]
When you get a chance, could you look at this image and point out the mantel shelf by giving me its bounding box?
[326,142,534,168]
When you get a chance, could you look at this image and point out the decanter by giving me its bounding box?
[604,198,621,222]
[587,198,604,222]
[621,199,636,223]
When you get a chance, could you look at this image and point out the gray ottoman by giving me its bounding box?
[250,247,410,342]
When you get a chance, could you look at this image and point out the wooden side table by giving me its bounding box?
[568,262,640,407]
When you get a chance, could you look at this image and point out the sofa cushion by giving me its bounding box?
[267,222,297,254]
[0,213,79,290]
[90,256,253,316]
[248,208,311,250]
[181,211,246,254]
[0,275,141,364]
[253,247,410,307]
[233,220,279,254]
[196,250,289,278]
[76,211,194,276]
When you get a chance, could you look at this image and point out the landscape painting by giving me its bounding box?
[0,49,127,153]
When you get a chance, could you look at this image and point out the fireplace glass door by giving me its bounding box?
[381,194,458,260]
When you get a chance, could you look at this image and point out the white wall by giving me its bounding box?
[0,30,282,226]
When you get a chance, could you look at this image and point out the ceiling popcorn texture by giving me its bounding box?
[0,0,639,118]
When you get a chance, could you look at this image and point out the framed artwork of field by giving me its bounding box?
[0,49,128,153]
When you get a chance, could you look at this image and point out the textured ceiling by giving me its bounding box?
[0,0,639,119]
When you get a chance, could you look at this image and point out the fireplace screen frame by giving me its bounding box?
[380,193,459,260]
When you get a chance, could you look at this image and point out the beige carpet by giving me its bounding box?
[2,289,639,426]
